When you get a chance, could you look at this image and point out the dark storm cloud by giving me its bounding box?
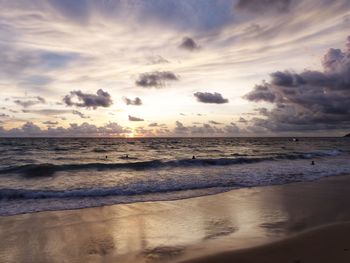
[135,71,179,88]
[270,71,305,87]
[63,89,113,109]
[179,37,200,51]
[244,83,276,102]
[123,97,142,106]
[235,0,293,13]
[72,110,90,119]
[128,115,144,122]
[194,92,229,104]
[244,36,350,132]
[14,96,46,108]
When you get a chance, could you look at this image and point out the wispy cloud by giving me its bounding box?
[14,96,46,108]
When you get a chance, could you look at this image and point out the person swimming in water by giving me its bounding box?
[311,160,315,165]
[192,155,196,159]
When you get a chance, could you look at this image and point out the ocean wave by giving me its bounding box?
[0,180,241,200]
[93,148,110,153]
[0,149,344,177]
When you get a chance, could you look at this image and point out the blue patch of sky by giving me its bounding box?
[40,52,80,69]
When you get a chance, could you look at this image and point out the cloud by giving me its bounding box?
[128,115,144,122]
[117,0,235,31]
[244,36,350,132]
[42,0,235,30]
[224,122,241,134]
[135,71,179,88]
[209,120,222,125]
[22,109,71,116]
[235,0,293,14]
[14,96,46,108]
[63,89,113,109]
[238,117,248,123]
[1,0,349,137]
[147,55,169,64]
[43,121,58,125]
[0,45,81,80]
[123,97,142,106]
[244,83,276,102]
[47,0,89,22]
[18,75,53,89]
[72,110,90,119]
[179,37,200,51]
[148,122,158,127]
[173,121,243,136]
[0,113,10,118]
[194,92,229,104]
[0,121,130,137]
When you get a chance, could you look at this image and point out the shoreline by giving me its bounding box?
[2,171,349,217]
[1,174,350,262]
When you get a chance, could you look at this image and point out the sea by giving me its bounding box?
[0,137,349,216]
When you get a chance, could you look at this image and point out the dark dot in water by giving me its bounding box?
[344,248,349,251]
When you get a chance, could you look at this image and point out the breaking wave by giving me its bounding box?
[0,149,343,177]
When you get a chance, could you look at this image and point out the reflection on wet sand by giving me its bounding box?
[1,175,350,263]
[141,246,186,262]
[203,219,238,240]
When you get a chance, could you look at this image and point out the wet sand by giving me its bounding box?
[1,175,350,263]
[181,222,350,263]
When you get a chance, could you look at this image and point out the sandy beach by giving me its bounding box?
[181,222,350,263]
[180,223,350,263]
[1,175,350,263]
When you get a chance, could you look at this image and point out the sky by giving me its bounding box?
[0,0,349,137]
